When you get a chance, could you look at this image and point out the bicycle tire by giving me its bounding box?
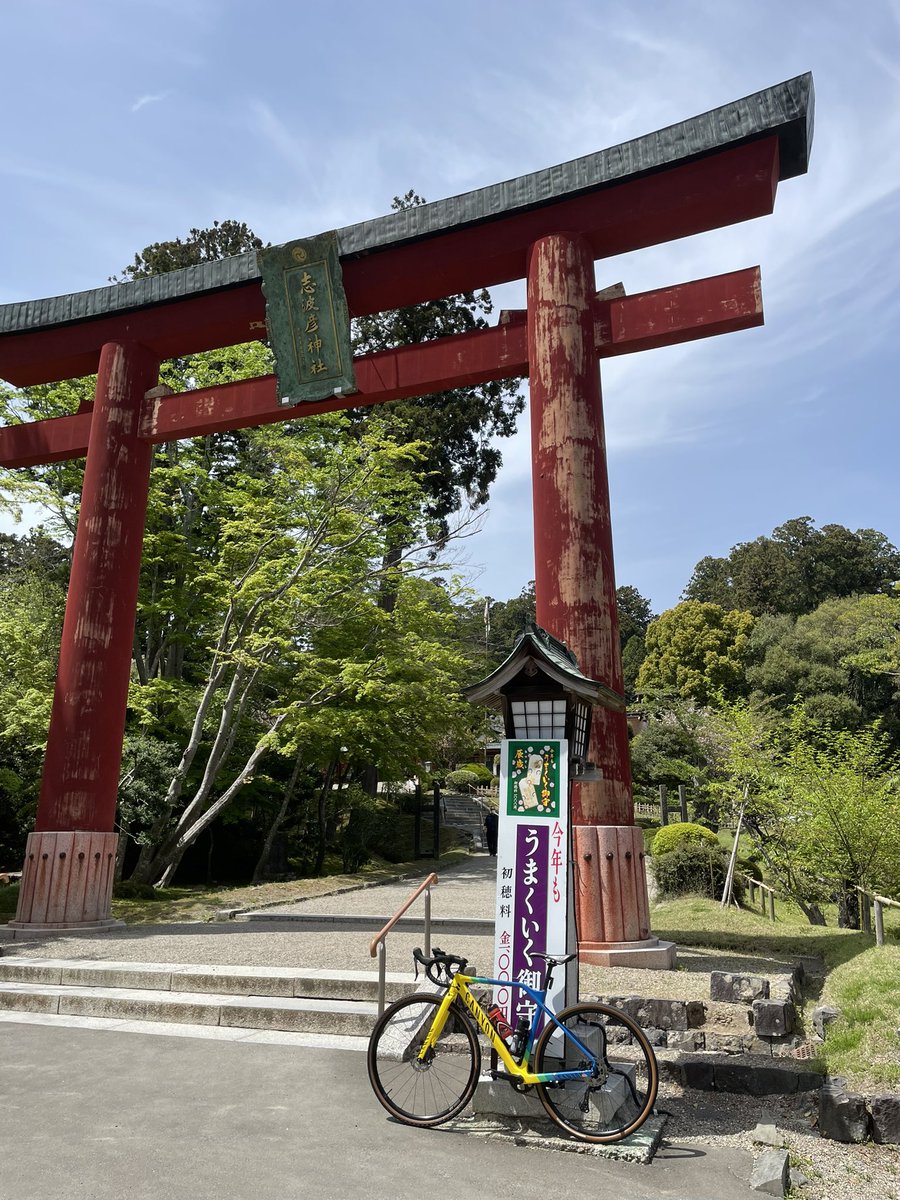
[367,993,481,1127]
[533,1002,658,1143]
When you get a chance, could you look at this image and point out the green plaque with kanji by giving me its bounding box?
[504,741,562,818]
[259,232,357,405]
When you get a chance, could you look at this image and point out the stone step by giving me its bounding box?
[0,956,414,1003]
[657,1049,824,1095]
[0,979,380,1036]
[0,1008,370,1051]
[593,993,756,1038]
[231,912,495,934]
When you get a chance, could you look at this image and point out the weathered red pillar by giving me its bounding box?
[12,341,158,930]
[527,234,673,967]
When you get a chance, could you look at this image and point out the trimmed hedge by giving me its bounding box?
[651,841,742,902]
[457,762,495,786]
[446,769,480,789]
[651,821,719,858]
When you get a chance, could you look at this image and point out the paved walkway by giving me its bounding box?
[2,1019,762,1200]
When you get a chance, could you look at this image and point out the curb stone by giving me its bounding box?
[750,1148,789,1196]
[445,1112,668,1163]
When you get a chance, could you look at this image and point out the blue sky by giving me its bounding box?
[1,0,898,615]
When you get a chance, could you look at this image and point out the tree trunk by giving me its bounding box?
[798,901,827,926]
[313,759,336,876]
[253,753,303,882]
[836,882,860,929]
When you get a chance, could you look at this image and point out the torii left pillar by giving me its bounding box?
[528,233,674,968]
[11,342,159,930]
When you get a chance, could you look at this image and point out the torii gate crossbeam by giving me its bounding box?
[0,75,813,945]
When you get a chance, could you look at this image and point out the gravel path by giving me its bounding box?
[1,853,800,992]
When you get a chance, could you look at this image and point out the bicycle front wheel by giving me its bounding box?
[367,993,481,1127]
[533,1002,658,1143]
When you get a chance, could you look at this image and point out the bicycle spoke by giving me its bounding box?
[367,994,481,1127]
[533,1003,658,1143]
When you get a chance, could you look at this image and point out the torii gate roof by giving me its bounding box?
[0,73,812,386]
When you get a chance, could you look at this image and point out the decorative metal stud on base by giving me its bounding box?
[9,831,122,931]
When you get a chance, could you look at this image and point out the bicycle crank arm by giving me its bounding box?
[490,1069,533,1093]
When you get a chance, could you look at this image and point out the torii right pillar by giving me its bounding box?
[528,232,675,968]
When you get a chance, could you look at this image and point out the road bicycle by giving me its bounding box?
[367,947,659,1144]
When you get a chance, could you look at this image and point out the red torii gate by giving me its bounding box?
[0,75,813,954]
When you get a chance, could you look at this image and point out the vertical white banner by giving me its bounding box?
[492,739,574,1031]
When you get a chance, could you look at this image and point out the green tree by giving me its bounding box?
[683,516,900,616]
[350,191,524,542]
[709,703,900,924]
[746,593,900,742]
[0,568,66,864]
[125,416,462,885]
[636,601,755,705]
[616,584,653,693]
[110,219,264,281]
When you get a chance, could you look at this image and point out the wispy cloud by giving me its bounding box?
[131,91,171,113]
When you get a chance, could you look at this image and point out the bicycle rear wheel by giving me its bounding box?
[533,1002,658,1143]
[367,993,481,1127]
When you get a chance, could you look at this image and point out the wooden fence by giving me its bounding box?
[855,886,900,947]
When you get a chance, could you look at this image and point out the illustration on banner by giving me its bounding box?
[506,741,560,817]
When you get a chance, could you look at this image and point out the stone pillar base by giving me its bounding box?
[9,831,118,930]
[573,824,675,969]
[579,938,677,970]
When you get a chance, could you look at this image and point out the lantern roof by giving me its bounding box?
[464,623,625,713]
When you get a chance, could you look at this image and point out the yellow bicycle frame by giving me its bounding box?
[417,971,573,1087]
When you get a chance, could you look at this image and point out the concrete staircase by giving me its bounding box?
[441,792,491,851]
[0,956,413,1045]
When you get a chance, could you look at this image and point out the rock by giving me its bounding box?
[643,1026,666,1047]
[680,1059,716,1090]
[666,1029,704,1051]
[748,1037,775,1056]
[602,995,706,1031]
[710,971,770,1003]
[870,1094,900,1145]
[769,974,799,1004]
[818,1079,870,1143]
[753,999,796,1038]
[790,1168,810,1188]
[752,1122,782,1147]
[715,1064,801,1096]
[810,1005,840,1040]
[750,1149,790,1195]
[705,1032,752,1054]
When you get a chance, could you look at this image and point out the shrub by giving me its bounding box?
[457,763,495,786]
[339,786,398,873]
[651,841,742,902]
[651,822,719,858]
[446,769,479,790]
[0,882,19,914]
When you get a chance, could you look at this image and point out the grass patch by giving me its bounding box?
[821,945,900,1090]
[0,883,19,915]
[652,893,900,1090]
[106,840,472,925]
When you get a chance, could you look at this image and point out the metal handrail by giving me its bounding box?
[369,872,438,1015]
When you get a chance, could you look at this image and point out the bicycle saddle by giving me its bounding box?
[531,951,577,967]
